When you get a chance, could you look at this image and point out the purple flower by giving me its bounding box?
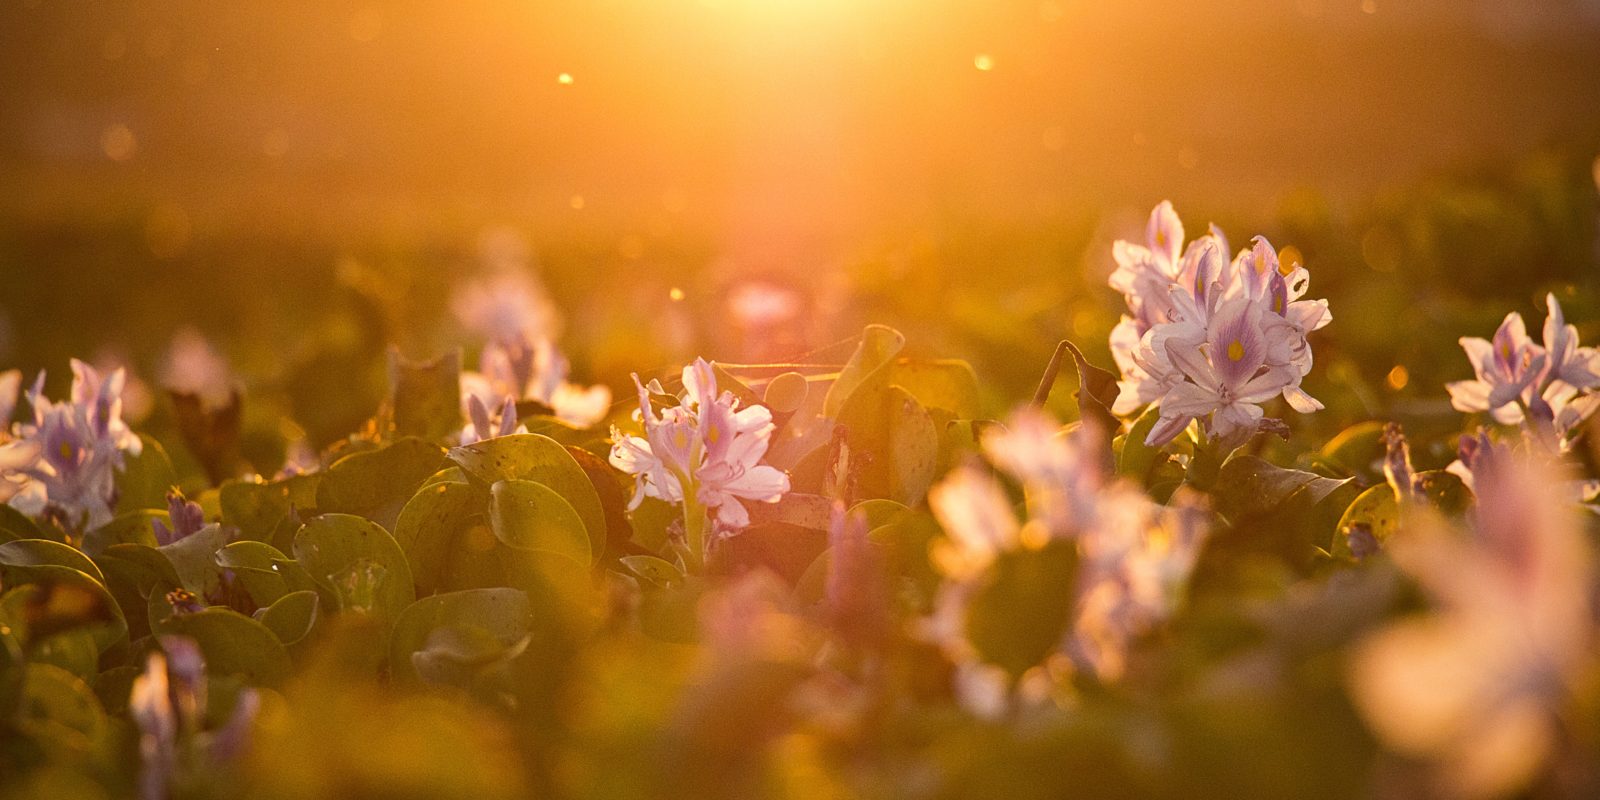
[4,360,142,531]
[152,490,207,546]
[1107,203,1328,447]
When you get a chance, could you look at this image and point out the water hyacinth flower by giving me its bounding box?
[455,273,612,430]
[152,489,207,546]
[1350,451,1594,799]
[1448,294,1600,449]
[924,410,1209,713]
[609,358,790,562]
[3,359,142,531]
[131,636,259,800]
[1106,202,1330,448]
[459,393,525,446]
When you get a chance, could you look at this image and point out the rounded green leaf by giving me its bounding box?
[114,434,178,513]
[0,539,106,585]
[488,480,592,567]
[393,480,491,596]
[155,607,292,686]
[15,663,108,758]
[255,590,320,645]
[314,438,446,530]
[292,514,416,622]
[448,433,607,560]
[389,588,532,686]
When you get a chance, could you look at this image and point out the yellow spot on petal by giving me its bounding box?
[1386,364,1409,390]
[1228,340,1244,361]
[1278,245,1304,275]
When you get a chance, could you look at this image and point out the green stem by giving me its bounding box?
[681,491,708,573]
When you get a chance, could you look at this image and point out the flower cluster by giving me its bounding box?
[453,271,611,432]
[925,410,1208,715]
[1,360,142,532]
[1108,202,1331,448]
[1446,293,1600,450]
[609,358,790,535]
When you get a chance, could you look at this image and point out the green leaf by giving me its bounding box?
[392,480,491,596]
[1213,455,1354,522]
[837,384,940,505]
[448,433,607,560]
[15,663,108,758]
[1331,485,1397,560]
[155,607,292,686]
[158,524,231,597]
[1117,404,1165,484]
[26,630,100,681]
[114,434,178,513]
[0,539,107,585]
[215,540,296,607]
[488,479,592,567]
[221,475,320,542]
[81,509,166,554]
[762,371,810,414]
[254,589,319,645]
[885,359,981,419]
[823,324,906,418]
[314,438,445,530]
[1318,421,1388,480]
[0,504,46,544]
[0,572,126,654]
[292,514,416,624]
[389,348,463,442]
[965,541,1080,679]
[389,588,532,687]
[618,555,683,587]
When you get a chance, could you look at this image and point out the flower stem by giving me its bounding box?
[681,492,708,572]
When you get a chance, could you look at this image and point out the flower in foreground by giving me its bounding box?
[2,359,142,531]
[609,358,789,562]
[1350,451,1594,799]
[1107,202,1330,448]
[131,636,258,800]
[924,410,1208,715]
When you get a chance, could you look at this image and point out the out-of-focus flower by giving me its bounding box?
[152,489,207,546]
[1448,295,1600,450]
[1072,486,1207,681]
[130,636,258,800]
[460,394,525,446]
[3,360,142,531]
[1351,452,1595,799]
[0,368,21,429]
[162,328,235,413]
[451,270,560,347]
[458,322,611,431]
[924,410,1209,713]
[1107,203,1329,448]
[610,358,789,540]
